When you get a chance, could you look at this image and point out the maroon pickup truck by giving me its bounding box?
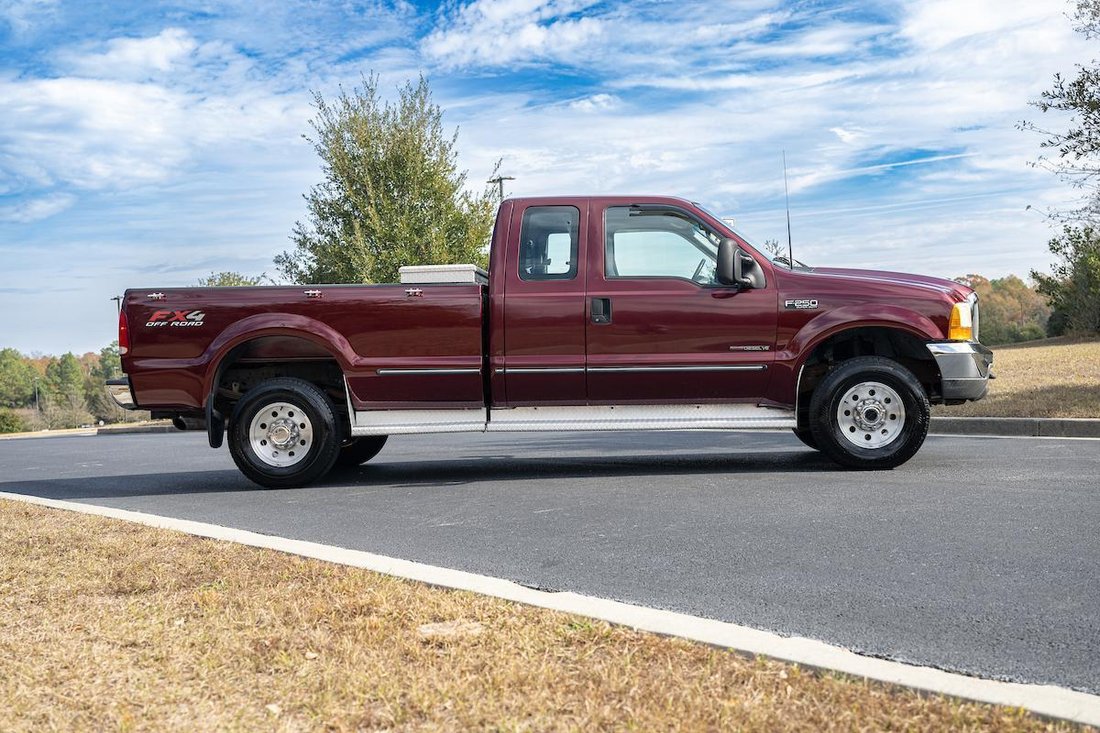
[110,195,993,488]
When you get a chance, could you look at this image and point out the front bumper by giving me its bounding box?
[927,342,994,401]
[106,377,137,409]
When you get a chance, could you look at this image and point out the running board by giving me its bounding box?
[348,404,796,436]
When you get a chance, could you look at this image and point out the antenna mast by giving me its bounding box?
[782,151,793,267]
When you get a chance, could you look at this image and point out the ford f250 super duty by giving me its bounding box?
[109,196,993,488]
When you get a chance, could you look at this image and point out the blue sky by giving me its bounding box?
[0,0,1089,353]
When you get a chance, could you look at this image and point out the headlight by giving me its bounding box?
[949,293,979,341]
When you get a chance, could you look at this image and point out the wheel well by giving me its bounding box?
[212,336,349,429]
[796,327,940,427]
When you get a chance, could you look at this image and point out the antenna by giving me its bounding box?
[782,151,793,268]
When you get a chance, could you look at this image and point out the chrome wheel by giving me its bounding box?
[835,381,905,449]
[248,401,313,467]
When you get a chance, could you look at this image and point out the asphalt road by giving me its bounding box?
[2,430,1098,694]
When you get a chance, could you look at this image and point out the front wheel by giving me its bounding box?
[808,357,930,470]
[227,378,342,489]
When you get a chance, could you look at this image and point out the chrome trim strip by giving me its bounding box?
[495,367,585,374]
[588,365,767,373]
[376,368,481,376]
[926,342,988,355]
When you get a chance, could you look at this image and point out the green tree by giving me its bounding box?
[1031,225,1100,335]
[46,353,85,400]
[1023,0,1100,223]
[0,347,36,407]
[275,74,499,284]
[92,341,122,381]
[197,271,267,286]
[0,407,25,434]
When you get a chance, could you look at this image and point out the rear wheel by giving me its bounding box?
[335,435,388,467]
[809,356,929,470]
[227,378,341,488]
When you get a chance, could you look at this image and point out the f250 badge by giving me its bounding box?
[784,299,819,310]
[146,310,205,327]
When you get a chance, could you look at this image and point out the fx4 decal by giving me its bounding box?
[146,310,206,327]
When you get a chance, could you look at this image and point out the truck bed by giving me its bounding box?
[122,283,486,411]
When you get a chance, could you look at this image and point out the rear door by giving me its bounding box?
[498,199,589,405]
[584,203,777,403]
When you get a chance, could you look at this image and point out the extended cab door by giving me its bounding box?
[496,199,589,405]
[584,203,777,403]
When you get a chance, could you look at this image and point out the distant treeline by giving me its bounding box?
[0,342,147,434]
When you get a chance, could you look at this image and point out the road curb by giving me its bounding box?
[0,423,175,441]
[931,417,1100,438]
[1,490,1097,727]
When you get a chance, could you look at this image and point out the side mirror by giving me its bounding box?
[717,238,756,289]
[717,238,737,285]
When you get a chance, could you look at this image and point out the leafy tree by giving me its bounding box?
[0,407,24,434]
[955,274,1050,344]
[275,74,499,284]
[1031,225,1100,335]
[0,347,36,407]
[45,353,85,401]
[92,341,122,381]
[1023,0,1100,223]
[197,271,268,287]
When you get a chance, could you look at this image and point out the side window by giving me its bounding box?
[519,206,579,281]
[605,206,720,284]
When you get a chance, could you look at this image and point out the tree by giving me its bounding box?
[955,274,1050,344]
[275,74,499,285]
[0,407,24,434]
[1022,0,1100,223]
[92,341,122,381]
[0,347,36,407]
[1031,225,1100,335]
[197,271,268,287]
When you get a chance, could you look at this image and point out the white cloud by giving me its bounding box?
[0,192,74,222]
[61,27,199,79]
[0,0,57,34]
[422,0,604,67]
[568,93,617,112]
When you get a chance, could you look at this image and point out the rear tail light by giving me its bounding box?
[118,308,130,355]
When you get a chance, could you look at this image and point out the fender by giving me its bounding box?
[200,313,357,447]
[767,303,944,408]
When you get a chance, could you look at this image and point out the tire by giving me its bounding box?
[808,356,930,470]
[792,428,819,451]
[227,378,342,489]
[335,435,388,467]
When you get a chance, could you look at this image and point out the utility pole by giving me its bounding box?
[111,295,123,314]
[33,377,39,413]
[487,175,515,201]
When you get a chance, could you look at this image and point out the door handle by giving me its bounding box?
[591,297,612,324]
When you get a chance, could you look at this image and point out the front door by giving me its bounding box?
[585,204,777,403]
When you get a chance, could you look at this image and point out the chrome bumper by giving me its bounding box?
[927,342,994,401]
[106,377,137,409]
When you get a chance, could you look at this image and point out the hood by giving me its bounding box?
[808,266,972,301]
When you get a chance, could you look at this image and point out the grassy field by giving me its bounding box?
[1,499,1087,732]
[933,337,1100,418]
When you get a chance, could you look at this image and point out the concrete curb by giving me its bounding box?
[0,423,175,441]
[1,490,1097,727]
[931,417,1100,438]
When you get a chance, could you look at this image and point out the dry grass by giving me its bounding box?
[934,337,1100,418]
[0,499,1088,733]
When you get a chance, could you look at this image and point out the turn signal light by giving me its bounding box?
[948,302,973,341]
[118,308,130,355]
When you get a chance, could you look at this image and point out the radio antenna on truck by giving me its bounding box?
[783,151,794,268]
